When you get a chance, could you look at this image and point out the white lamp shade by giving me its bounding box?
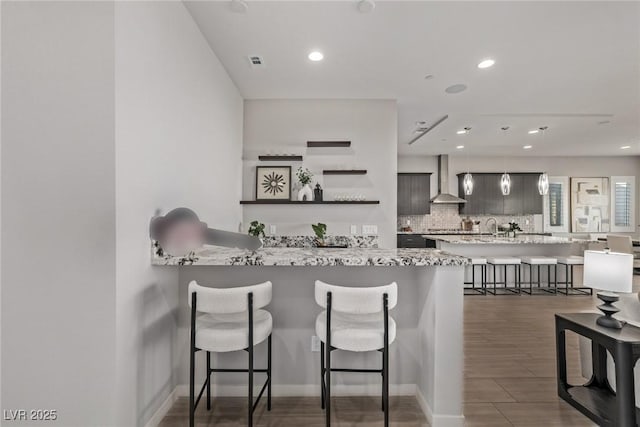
[583,250,633,293]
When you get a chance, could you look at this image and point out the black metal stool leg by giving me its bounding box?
[206,351,211,411]
[248,296,254,427]
[267,334,272,411]
[320,342,325,409]
[381,351,384,412]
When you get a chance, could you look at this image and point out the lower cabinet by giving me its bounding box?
[397,234,427,248]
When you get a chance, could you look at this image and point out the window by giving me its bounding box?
[611,176,635,232]
[544,177,569,233]
[548,183,563,227]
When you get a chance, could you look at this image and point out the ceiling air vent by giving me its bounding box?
[248,55,265,68]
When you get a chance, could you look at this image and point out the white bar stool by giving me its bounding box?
[555,256,590,295]
[464,257,487,295]
[520,256,558,295]
[188,280,273,427]
[486,257,522,295]
[315,280,398,427]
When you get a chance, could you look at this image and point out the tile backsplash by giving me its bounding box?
[398,204,538,233]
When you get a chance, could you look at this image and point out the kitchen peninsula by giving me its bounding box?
[153,245,468,427]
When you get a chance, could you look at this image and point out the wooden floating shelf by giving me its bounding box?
[322,169,367,175]
[240,200,379,205]
[258,155,303,161]
[306,141,351,148]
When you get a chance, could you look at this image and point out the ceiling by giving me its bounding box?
[184,1,640,157]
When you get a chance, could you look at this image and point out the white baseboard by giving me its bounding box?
[415,388,464,427]
[144,388,178,427]
[175,383,416,397]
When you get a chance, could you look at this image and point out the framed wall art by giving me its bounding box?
[255,166,291,201]
[570,177,610,233]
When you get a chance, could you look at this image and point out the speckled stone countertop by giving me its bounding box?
[422,234,594,245]
[152,245,470,266]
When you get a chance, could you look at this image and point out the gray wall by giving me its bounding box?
[242,99,398,248]
[114,2,243,426]
[2,2,116,425]
[1,2,244,426]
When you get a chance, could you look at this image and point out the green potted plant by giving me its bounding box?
[508,221,522,238]
[248,220,266,239]
[296,167,314,201]
[311,223,327,247]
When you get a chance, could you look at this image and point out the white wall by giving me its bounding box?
[243,99,398,248]
[2,2,117,425]
[115,2,243,426]
[399,155,640,233]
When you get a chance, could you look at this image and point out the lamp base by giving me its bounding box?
[596,291,626,329]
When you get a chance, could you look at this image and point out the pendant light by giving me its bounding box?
[463,172,474,195]
[500,126,511,196]
[462,129,474,195]
[537,127,549,195]
[538,172,549,196]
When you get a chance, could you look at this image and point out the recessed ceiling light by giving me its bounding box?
[528,129,539,134]
[621,145,631,150]
[445,84,467,94]
[523,145,533,149]
[477,59,495,69]
[456,145,464,149]
[308,51,324,61]
[357,0,375,13]
[230,0,249,14]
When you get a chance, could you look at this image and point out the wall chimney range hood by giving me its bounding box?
[430,155,467,204]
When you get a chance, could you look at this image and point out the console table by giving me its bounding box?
[556,312,640,427]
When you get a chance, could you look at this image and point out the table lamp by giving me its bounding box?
[583,250,633,329]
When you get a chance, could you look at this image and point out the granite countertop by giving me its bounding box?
[398,230,488,235]
[152,245,470,266]
[422,234,594,245]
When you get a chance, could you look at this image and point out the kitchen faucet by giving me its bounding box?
[485,217,498,235]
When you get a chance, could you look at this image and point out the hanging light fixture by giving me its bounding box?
[500,172,511,196]
[538,172,549,195]
[463,172,474,195]
[500,126,511,195]
[462,129,474,195]
[537,126,549,195]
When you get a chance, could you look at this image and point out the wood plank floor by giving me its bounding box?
[160,282,639,426]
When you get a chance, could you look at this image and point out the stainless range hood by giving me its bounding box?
[430,155,467,204]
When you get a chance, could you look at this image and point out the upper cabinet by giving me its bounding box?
[458,173,543,215]
[398,173,431,215]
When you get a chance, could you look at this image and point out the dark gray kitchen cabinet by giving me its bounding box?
[484,174,505,215]
[458,173,543,215]
[397,173,431,215]
[522,174,543,214]
[503,174,523,215]
[397,234,427,248]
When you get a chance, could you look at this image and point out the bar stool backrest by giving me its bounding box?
[314,280,397,314]
[606,234,633,254]
[188,280,272,314]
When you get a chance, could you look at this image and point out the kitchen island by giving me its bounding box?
[152,246,468,427]
[424,234,595,287]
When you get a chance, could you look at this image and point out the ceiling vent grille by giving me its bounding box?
[248,55,265,68]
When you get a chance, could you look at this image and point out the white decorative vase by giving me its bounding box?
[297,183,313,201]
